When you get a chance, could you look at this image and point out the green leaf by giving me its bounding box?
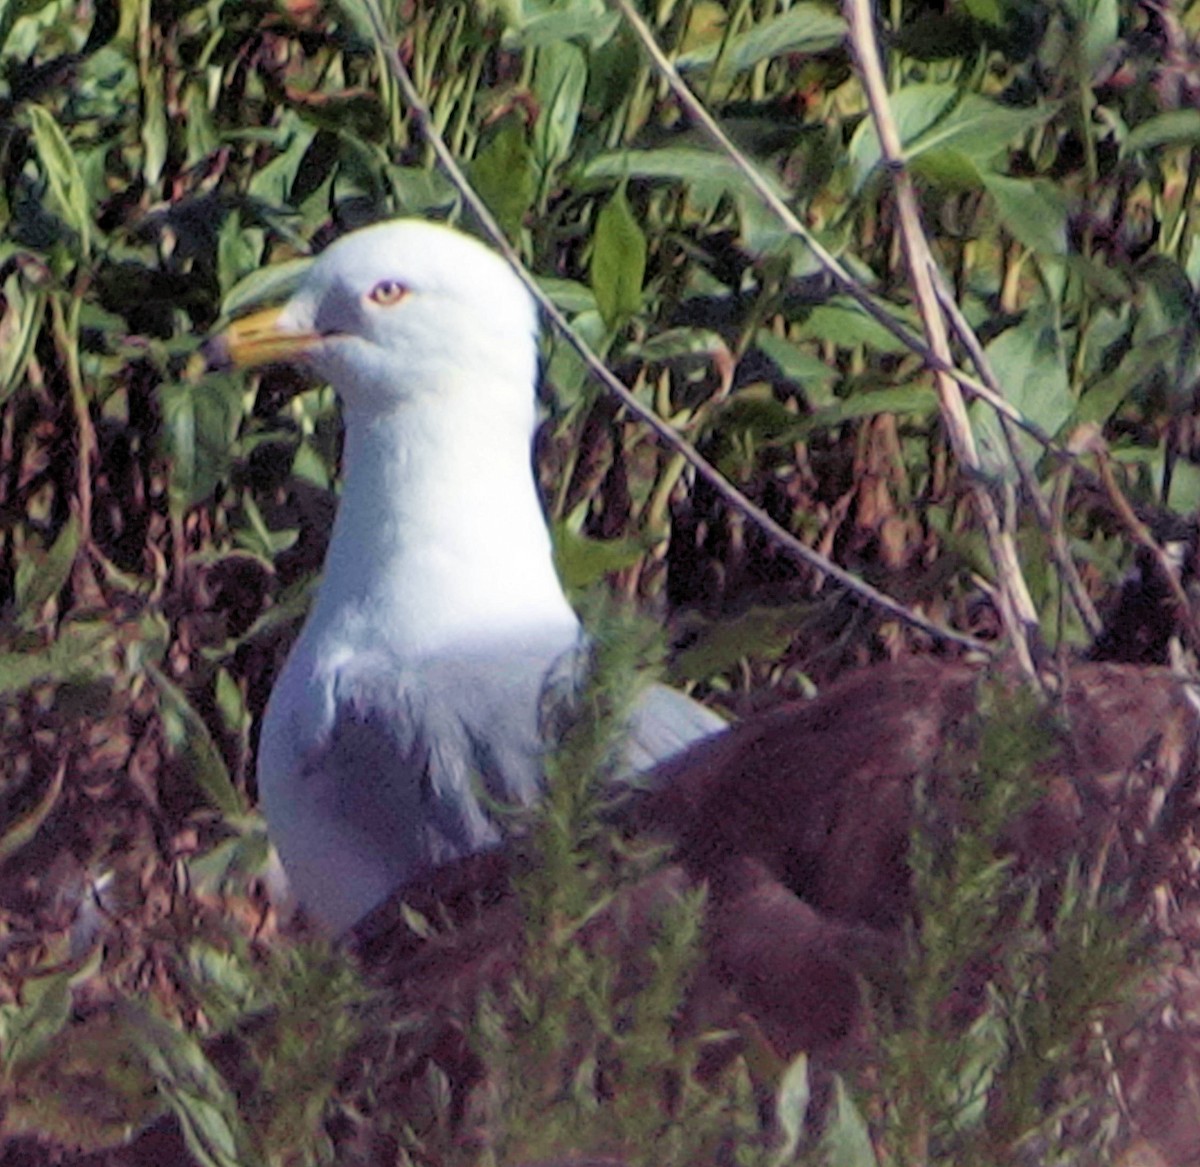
[141,66,168,187]
[125,1004,260,1167]
[670,606,803,683]
[0,971,73,1080]
[507,0,620,47]
[1069,332,1177,431]
[553,517,647,590]
[982,172,1068,255]
[820,1076,878,1167]
[805,384,938,429]
[533,39,587,174]
[537,276,597,314]
[221,256,312,318]
[160,376,244,509]
[1073,0,1119,73]
[247,114,317,205]
[583,145,790,204]
[0,267,46,403]
[973,308,1072,480]
[771,1052,811,1167]
[850,87,1044,193]
[233,491,298,559]
[1123,109,1200,155]
[0,620,114,695]
[151,664,245,817]
[546,307,607,406]
[0,763,65,865]
[26,105,92,257]
[14,514,80,624]
[755,330,838,407]
[470,115,536,238]
[677,4,845,72]
[590,187,646,329]
[794,301,914,354]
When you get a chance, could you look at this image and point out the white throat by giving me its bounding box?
[302,374,580,661]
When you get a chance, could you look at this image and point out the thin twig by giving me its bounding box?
[357,0,990,656]
[610,0,1074,463]
[933,275,1102,639]
[1092,442,1200,653]
[843,0,1040,680]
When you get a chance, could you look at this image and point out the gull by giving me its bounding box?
[209,219,724,933]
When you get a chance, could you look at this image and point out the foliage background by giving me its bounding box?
[3,0,1200,1161]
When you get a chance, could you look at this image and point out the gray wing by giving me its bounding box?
[626,682,726,775]
[261,638,724,931]
[260,642,558,931]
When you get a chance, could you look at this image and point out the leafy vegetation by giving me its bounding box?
[4,0,1200,1161]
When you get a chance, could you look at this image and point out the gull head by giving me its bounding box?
[209,219,540,418]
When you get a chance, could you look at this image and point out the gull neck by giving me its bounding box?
[303,381,580,660]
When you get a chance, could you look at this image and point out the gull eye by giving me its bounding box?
[366,279,409,307]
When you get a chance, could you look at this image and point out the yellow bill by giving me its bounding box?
[203,306,322,371]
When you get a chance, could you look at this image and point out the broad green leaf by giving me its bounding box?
[151,664,244,817]
[1069,332,1177,430]
[973,309,1071,480]
[632,326,728,367]
[141,66,168,187]
[982,172,1068,255]
[0,620,113,695]
[507,0,620,47]
[590,187,646,329]
[14,514,80,625]
[26,105,92,257]
[186,829,271,901]
[583,145,789,204]
[755,329,837,407]
[806,384,938,429]
[533,39,586,174]
[962,0,1004,24]
[908,93,1039,170]
[0,268,46,403]
[537,277,597,314]
[772,1053,811,1167]
[910,147,985,191]
[848,83,957,191]
[820,1076,878,1167]
[794,301,914,354]
[1124,109,1200,155]
[470,116,536,238]
[850,87,1042,193]
[553,517,647,590]
[247,115,317,205]
[217,213,268,300]
[221,256,311,318]
[0,0,61,54]
[160,376,244,508]
[546,308,607,405]
[1074,0,1119,72]
[0,762,65,864]
[184,81,219,169]
[0,971,73,1080]
[677,4,845,72]
[669,606,800,683]
[125,1004,260,1167]
[234,491,299,559]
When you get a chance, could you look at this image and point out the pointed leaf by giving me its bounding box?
[26,105,92,256]
[591,187,646,329]
[151,665,244,816]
